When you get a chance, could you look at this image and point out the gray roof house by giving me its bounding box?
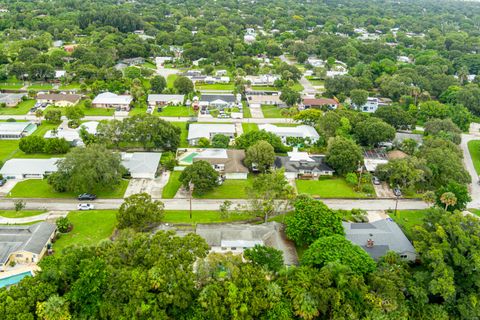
[0,222,56,270]
[343,219,416,261]
[187,123,236,145]
[0,93,26,107]
[199,94,239,109]
[0,122,37,140]
[274,150,334,179]
[121,152,161,179]
[0,158,59,179]
[148,94,185,106]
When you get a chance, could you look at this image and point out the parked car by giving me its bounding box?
[372,176,380,185]
[393,187,402,197]
[0,178,6,186]
[77,203,94,210]
[77,193,97,200]
[157,106,163,112]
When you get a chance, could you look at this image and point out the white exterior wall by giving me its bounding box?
[284,172,297,179]
[225,173,248,180]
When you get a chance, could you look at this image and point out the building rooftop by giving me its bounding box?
[0,158,59,176]
[37,93,81,103]
[0,122,35,135]
[188,124,236,140]
[0,93,26,104]
[121,152,161,177]
[147,94,185,103]
[259,124,320,139]
[275,154,333,174]
[200,94,236,103]
[194,149,249,174]
[92,92,132,105]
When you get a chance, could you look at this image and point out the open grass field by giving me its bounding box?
[154,106,194,117]
[261,105,286,118]
[8,179,129,199]
[27,84,53,90]
[389,209,428,239]
[0,210,46,218]
[58,83,82,90]
[468,140,480,175]
[296,177,371,198]
[0,99,35,115]
[195,178,253,199]
[195,83,235,90]
[241,123,258,133]
[53,210,117,252]
[171,122,188,147]
[0,83,23,90]
[162,171,183,199]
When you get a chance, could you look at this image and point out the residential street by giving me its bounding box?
[461,123,480,208]
[279,54,317,95]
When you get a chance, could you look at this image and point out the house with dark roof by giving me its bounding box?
[343,219,416,261]
[192,149,249,179]
[199,94,239,110]
[0,222,56,271]
[274,149,334,179]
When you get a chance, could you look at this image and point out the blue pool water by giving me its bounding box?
[0,271,33,288]
[181,152,199,164]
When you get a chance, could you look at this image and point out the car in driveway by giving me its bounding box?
[0,178,6,186]
[372,176,381,185]
[393,187,402,197]
[77,193,97,200]
[77,203,94,210]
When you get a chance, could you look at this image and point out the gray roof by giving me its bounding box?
[274,155,334,173]
[200,94,236,103]
[148,94,185,103]
[0,122,34,135]
[187,124,235,140]
[394,132,423,145]
[121,152,161,176]
[343,219,416,260]
[0,222,56,265]
[0,158,59,176]
[0,93,26,104]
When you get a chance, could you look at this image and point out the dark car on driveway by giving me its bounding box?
[78,193,97,200]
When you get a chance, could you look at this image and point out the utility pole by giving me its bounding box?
[357,160,363,190]
[188,181,194,219]
[394,195,399,217]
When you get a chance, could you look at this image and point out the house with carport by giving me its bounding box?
[187,124,236,145]
[36,93,81,107]
[92,92,133,111]
[192,149,249,179]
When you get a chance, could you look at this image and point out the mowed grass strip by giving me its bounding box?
[296,177,370,198]
[164,210,253,223]
[0,210,46,218]
[468,140,480,175]
[162,171,183,199]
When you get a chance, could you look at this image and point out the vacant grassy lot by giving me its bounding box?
[242,123,259,133]
[164,210,253,223]
[195,178,253,199]
[296,177,371,198]
[27,84,53,90]
[0,210,46,218]
[389,209,428,239]
[171,122,188,147]
[53,210,117,252]
[261,105,285,118]
[195,83,235,90]
[155,106,194,117]
[162,171,183,199]
[8,179,129,199]
[468,140,480,175]
[0,100,35,115]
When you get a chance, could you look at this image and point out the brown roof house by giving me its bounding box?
[300,97,339,110]
[37,93,81,107]
[192,148,249,179]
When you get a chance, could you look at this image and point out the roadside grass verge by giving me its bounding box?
[0,210,46,218]
[468,140,480,175]
[162,171,183,199]
[296,177,372,198]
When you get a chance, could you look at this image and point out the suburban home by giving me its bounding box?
[147,94,185,106]
[187,124,236,145]
[92,92,133,111]
[394,132,423,146]
[0,158,59,179]
[343,219,416,261]
[306,57,325,68]
[192,149,249,179]
[0,222,56,271]
[363,150,388,172]
[120,57,145,66]
[258,124,320,144]
[36,93,81,107]
[44,121,98,146]
[121,152,161,179]
[300,97,339,110]
[245,74,280,86]
[195,222,298,265]
[155,56,173,67]
[215,69,227,76]
[54,70,66,79]
[0,93,26,107]
[199,94,239,110]
[246,94,284,107]
[274,149,334,179]
[0,122,37,140]
[63,44,77,53]
[355,97,392,113]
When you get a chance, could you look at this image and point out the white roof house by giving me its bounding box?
[0,158,59,179]
[54,70,66,78]
[187,124,236,145]
[92,92,132,110]
[44,121,98,146]
[148,94,185,106]
[258,124,320,143]
[121,152,161,179]
[0,122,37,140]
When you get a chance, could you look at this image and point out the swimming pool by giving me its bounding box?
[0,271,33,288]
[180,152,198,164]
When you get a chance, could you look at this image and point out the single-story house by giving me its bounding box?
[0,93,26,107]
[343,219,416,261]
[363,150,388,172]
[394,132,423,146]
[245,74,280,86]
[199,94,239,110]
[193,149,249,179]
[307,57,325,68]
[187,124,236,145]
[54,70,66,79]
[120,57,145,66]
[355,97,392,113]
[147,94,185,106]
[36,93,81,107]
[300,97,339,110]
[44,121,98,146]
[246,94,284,107]
[195,222,298,265]
[0,222,56,271]
[215,69,228,76]
[258,124,320,144]
[274,149,334,179]
[0,158,59,179]
[92,92,133,111]
[0,122,37,140]
[121,152,161,179]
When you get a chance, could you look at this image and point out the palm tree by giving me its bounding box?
[422,191,436,207]
[458,66,469,85]
[440,192,457,211]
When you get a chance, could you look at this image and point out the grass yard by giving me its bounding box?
[389,209,428,239]
[252,85,278,91]
[58,83,81,90]
[306,78,325,86]
[296,177,371,198]
[167,74,178,88]
[0,140,20,162]
[128,106,148,116]
[162,171,183,199]
[195,83,235,90]
[45,101,115,117]
[155,106,194,117]
[171,122,188,147]
[195,178,253,199]
[468,140,480,175]
[27,84,53,90]
[142,61,156,69]
[291,82,304,92]
[0,83,23,90]
[164,210,253,224]
[261,105,286,118]
[0,210,46,219]
[0,99,35,115]
[243,107,252,118]
[242,123,258,133]
[8,179,129,199]
[53,210,117,253]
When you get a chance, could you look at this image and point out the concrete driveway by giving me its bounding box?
[461,132,480,208]
[373,182,394,198]
[124,177,168,198]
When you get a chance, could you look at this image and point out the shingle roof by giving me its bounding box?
[200,94,236,103]
[37,94,81,103]
[121,152,161,176]
[194,149,249,174]
[302,97,338,106]
[274,155,334,173]
[259,124,320,139]
[187,124,235,140]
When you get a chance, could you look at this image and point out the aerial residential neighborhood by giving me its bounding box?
[0,0,479,318]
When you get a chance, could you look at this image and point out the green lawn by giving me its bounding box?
[129,106,147,116]
[0,140,20,162]
[306,77,324,86]
[142,61,156,69]
[53,210,117,253]
[468,140,480,175]
[164,210,253,223]
[195,83,235,90]
[171,122,188,147]
[155,106,194,117]
[0,83,23,90]
[8,179,129,199]
[162,171,183,199]
[27,84,53,90]
[261,105,286,118]
[45,101,114,116]
[242,123,258,133]
[167,74,178,88]
[0,210,46,218]
[243,107,252,118]
[31,122,60,136]
[58,83,81,90]
[0,99,35,115]
[252,85,278,91]
[290,83,304,92]
[296,177,371,198]
[389,209,428,239]
[195,178,253,199]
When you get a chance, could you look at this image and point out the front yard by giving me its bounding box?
[195,83,235,90]
[8,179,129,199]
[241,123,258,133]
[389,209,428,239]
[171,122,188,147]
[0,99,35,115]
[468,140,480,175]
[296,177,373,198]
[154,106,195,117]
[162,171,183,199]
[195,178,253,199]
[45,101,114,116]
[261,105,286,118]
